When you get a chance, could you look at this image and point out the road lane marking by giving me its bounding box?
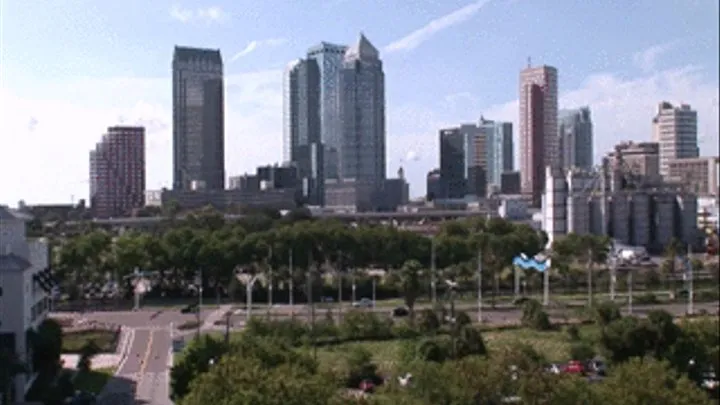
[140,330,155,374]
[115,328,135,375]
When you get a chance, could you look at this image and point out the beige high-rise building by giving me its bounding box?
[519,64,558,207]
[654,101,698,176]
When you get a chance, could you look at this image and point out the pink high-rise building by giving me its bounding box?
[89,126,145,218]
[519,64,558,207]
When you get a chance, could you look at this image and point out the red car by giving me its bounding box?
[563,360,586,374]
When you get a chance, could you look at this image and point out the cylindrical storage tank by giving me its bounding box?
[653,193,675,249]
[611,193,631,245]
[676,194,698,247]
[567,194,591,234]
[544,167,567,242]
[631,193,651,247]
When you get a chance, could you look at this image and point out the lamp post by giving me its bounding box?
[686,245,694,316]
[445,279,458,359]
[476,249,482,323]
[627,267,633,315]
[289,249,294,319]
[430,237,437,304]
[609,255,617,302]
[196,268,203,338]
[245,274,260,322]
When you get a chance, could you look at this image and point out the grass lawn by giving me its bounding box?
[73,367,116,394]
[63,329,119,353]
[313,323,601,375]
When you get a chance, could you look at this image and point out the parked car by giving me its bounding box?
[563,360,585,374]
[544,364,562,374]
[353,298,373,308]
[587,359,606,376]
[391,306,409,317]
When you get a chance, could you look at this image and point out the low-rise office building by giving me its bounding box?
[0,206,55,404]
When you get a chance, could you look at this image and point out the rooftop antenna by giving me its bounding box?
[527,56,532,68]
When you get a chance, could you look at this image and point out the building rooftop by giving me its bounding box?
[173,46,222,64]
[345,33,379,61]
[0,205,33,221]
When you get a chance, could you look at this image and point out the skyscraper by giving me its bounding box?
[519,64,558,207]
[654,101,698,176]
[558,107,593,170]
[284,58,324,205]
[90,126,145,218]
[480,117,514,188]
[172,46,225,191]
[438,122,489,199]
[307,41,348,180]
[339,33,386,186]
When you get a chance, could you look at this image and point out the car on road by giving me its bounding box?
[353,298,373,308]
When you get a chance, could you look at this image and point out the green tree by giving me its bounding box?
[170,335,229,401]
[32,318,63,375]
[593,358,713,405]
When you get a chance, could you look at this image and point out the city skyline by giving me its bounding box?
[1,0,719,205]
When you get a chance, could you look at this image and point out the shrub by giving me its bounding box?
[593,301,622,327]
[455,326,487,359]
[569,342,595,361]
[565,324,581,341]
[417,309,441,335]
[634,293,658,305]
[343,347,382,388]
[244,318,309,346]
[521,299,552,331]
[339,310,393,341]
[392,322,420,339]
[454,311,472,329]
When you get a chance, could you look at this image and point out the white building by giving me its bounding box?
[0,206,54,404]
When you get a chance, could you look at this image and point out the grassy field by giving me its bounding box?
[72,367,116,394]
[310,323,600,375]
[63,329,119,353]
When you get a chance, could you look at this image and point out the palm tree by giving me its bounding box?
[397,260,423,322]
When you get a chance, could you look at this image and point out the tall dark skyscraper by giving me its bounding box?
[339,33,386,186]
[172,46,225,191]
[284,58,324,205]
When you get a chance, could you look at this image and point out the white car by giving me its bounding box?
[352,298,373,308]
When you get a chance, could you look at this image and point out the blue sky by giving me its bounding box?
[1,0,718,204]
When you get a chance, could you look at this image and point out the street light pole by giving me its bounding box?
[627,268,633,315]
[196,268,203,338]
[477,249,482,323]
[610,255,617,302]
[431,237,437,304]
[687,244,694,316]
[289,249,294,319]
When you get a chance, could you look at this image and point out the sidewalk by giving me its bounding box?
[60,353,122,370]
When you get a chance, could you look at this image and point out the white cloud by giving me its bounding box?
[230,38,288,62]
[170,5,228,24]
[387,64,719,198]
[383,0,492,54]
[0,69,282,205]
[632,40,681,73]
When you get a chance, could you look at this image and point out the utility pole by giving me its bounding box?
[431,237,437,303]
[196,268,203,338]
[586,248,594,309]
[289,249,294,319]
[476,249,482,323]
[267,246,273,320]
[687,244,694,316]
[627,268,633,315]
[610,254,617,302]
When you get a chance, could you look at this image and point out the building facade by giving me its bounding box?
[480,117,513,188]
[89,126,145,218]
[519,64,558,207]
[284,58,325,205]
[172,46,225,191]
[307,41,348,181]
[558,107,593,170]
[654,101,698,177]
[0,206,54,404]
[339,34,386,188]
[666,156,719,196]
